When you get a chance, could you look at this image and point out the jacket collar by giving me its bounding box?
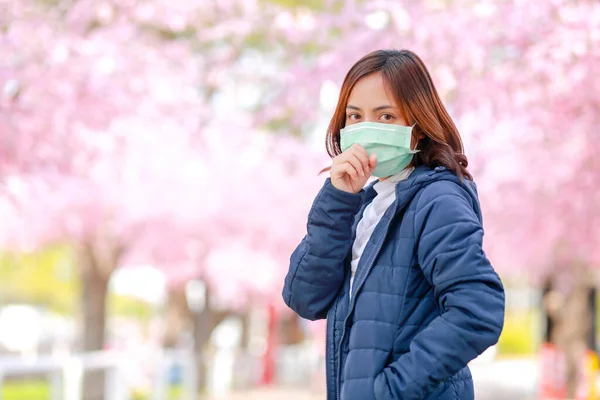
[361,165,466,214]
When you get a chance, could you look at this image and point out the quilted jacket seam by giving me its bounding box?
[415,193,465,218]
[360,290,433,299]
[348,347,389,353]
[394,188,425,343]
[351,319,396,326]
[451,379,459,399]
[285,186,324,306]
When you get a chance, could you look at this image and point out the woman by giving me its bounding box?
[282,49,505,400]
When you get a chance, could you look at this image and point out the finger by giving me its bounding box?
[346,155,366,177]
[331,155,341,167]
[368,154,378,172]
[351,143,370,161]
[349,147,369,173]
[340,163,360,181]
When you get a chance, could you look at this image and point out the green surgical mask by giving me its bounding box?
[340,121,419,178]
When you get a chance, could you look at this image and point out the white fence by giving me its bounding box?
[0,349,198,400]
[0,345,323,400]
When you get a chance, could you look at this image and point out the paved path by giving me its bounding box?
[208,359,539,400]
[210,390,321,400]
[472,358,537,399]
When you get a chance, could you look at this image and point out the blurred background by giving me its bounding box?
[1,0,599,399]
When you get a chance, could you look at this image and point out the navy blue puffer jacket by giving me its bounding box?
[282,166,505,400]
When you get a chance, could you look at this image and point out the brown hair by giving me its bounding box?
[324,49,471,180]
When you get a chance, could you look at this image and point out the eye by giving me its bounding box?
[379,113,394,122]
[346,113,361,121]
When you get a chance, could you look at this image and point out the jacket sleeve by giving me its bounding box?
[374,181,505,400]
[282,178,363,321]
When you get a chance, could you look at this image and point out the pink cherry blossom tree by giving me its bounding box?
[268,0,600,277]
[470,4,600,394]
[273,1,600,394]
[2,0,328,395]
[7,0,598,395]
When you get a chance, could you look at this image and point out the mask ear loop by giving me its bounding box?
[408,123,421,153]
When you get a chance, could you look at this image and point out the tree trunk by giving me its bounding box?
[163,286,192,349]
[192,286,229,392]
[239,310,251,351]
[280,313,305,346]
[545,269,594,398]
[78,239,122,400]
[162,283,231,393]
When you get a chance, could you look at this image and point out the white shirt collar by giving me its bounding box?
[373,167,414,195]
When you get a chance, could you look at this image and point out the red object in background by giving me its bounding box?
[261,303,277,385]
[539,343,599,400]
[539,342,567,400]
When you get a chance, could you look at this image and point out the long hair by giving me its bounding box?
[325,49,471,180]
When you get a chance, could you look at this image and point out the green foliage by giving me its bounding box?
[36,0,62,7]
[2,380,49,399]
[1,380,183,400]
[108,294,154,322]
[243,31,273,51]
[301,40,325,58]
[260,0,331,11]
[130,385,183,400]
[0,245,78,314]
[496,310,539,356]
[0,245,156,321]
[148,25,197,41]
[265,115,295,133]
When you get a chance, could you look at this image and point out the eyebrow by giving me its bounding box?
[346,105,395,112]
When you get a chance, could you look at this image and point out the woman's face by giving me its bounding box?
[345,72,419,148]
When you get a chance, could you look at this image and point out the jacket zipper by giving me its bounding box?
[335,231,388,400]
[332,175,425,399]
[332,192,376,400]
